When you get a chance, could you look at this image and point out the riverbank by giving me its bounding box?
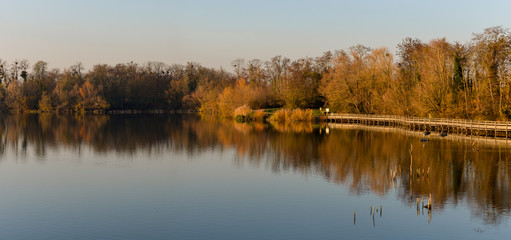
[12,108,511,139]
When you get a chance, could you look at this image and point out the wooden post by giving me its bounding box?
[471,120,473,136]
[409,144,413,178]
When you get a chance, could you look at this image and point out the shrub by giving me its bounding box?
[289,109,314,122]
[234,105,253,122]
[269,109,290,122]
[38,92,53,113]
[234,105,252,116]
[269,108,315,122]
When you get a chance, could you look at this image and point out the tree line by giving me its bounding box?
[0,26,510,120]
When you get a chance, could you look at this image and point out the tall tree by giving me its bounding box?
[472,26,511,119]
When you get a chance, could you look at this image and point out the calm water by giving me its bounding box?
[0,114,510,239]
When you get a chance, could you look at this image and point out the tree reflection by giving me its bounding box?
[0,114,509,224]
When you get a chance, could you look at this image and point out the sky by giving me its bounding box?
[1,0,510,71]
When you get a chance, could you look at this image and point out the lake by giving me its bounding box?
[0,114,510,239]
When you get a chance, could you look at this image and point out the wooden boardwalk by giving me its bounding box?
[328,123,511,147]
[325,113,511,138]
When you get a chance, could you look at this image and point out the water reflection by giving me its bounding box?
[0,114,510,225]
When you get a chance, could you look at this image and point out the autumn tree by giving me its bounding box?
[77,78,109,112]
[414,39,454,117]
[395,38,425,115]
[364,47,396,114]
[0,59,7,86]
[38,91,53,113]
[320,46,395,114]
[166,63,201,110]
[265,55,290,106]
[5,81,23,112]
[218,78,252,116]
[217,77,271,116]
[187,66,235,113]
[471,26,511,119]
[451,42,471,117]
[320,50,353,112]
[280,57,323,108]
[52,68,81,112]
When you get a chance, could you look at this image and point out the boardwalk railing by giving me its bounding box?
[325,113,511,138]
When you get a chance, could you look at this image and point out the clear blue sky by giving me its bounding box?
[1,0,510,70]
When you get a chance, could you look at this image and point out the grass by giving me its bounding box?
[234,107,320,123]
[268,108,316,123]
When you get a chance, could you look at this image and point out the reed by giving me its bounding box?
[268,109,290,123]
[288,109,314,122]
[269,108,315,123]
